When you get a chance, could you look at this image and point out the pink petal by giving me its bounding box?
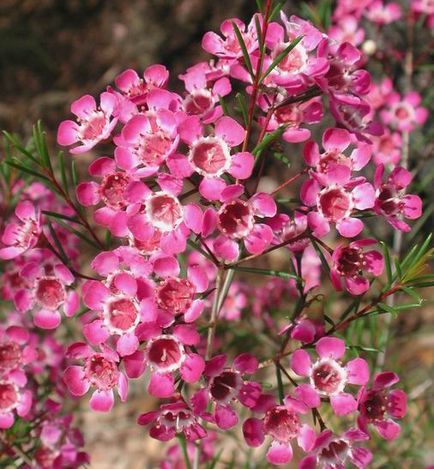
[184,204,203,234]
[352,183,375,210]
[233,353,258,374]
[243,417,265,447]
[123,350,146,379]
[297,424,316,452]
[373,371,399,390]
[91,251,119,276]
[63,366,90,396]
[188,264,208,293]
[57,120,78,146]
[346,358,369,385]
[295,384,320,408]
[266,441,293,465]
[213,235,239,261]
[199,177,226,201]
[116,333,139,357]
[204,354,227,377]
[83,319,110,345]
[117,373,128,402]
[315,337,346,359]
[229,152,254,179]
[173,325,200,346]
[290,349,312,376]
[215,116,245,147]
[337,217,363,238]
[323,127,350,151]
[180,353,205,383]
[330,392,357,415]
[250,193,277,217]
[388,389,407,419]
[245,224,273,254]
[82,281,110,310]
[34,309,61,329]
[215,404,238,429]
[375,419,401,440]
[89,389,114,412]
[345,276,369,295]
[148,372,175,398]
[71,95,96,118]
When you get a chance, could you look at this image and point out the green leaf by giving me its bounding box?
[176,435,192,469]
[47,221,68,264]
[254,14,263,50]
[252,126,286,158]
[206,449,224,469]
[255,0,264,14]
[232,21,254,79]
[2,131,39,165]
[54,219,100,250]
[269,0,286,21]
[218,96,230,116]
[381,241,393,288]
[42,210,79,223]
[5,160,50,182]
[275,364,284,404]
[229,266,298,280]
[71,159,78,187]
[58,151,68,192]
[311,238,330,275]
[33,121,52,171]
[377,302,397,314]
[235,92,249,127]
[259,36,303,84]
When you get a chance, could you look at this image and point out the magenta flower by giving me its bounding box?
[76,156,147,237]
[365,0,402,24]
[114,64,169,106]
[0,326,36,376]
[14,253,79,329]
[290,337,370,415]
[57,92,118,154]
[114,95,180,176]
[191,353,261,429]
[301,173,375,238]
[380,91,428,132]
[138,398,206,441]
[374,164,422,232]
[358,371,407,441]
[202,17,258,60]
[0,371,32,429]
[177,115,254,200]
[304,127,372,183]
[330,239,384,295]
[63,342,127,412]
[243,395,315,465]
[202,187,277,259]
[82,276,145,357]
[299,428,373,469]
[371,130,402,166]
[130,324,205,398]
[328,15,365,46]
[0,201,41,260]
[179,66,231,123]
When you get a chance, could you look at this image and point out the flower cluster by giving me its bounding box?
[0,0,431,467]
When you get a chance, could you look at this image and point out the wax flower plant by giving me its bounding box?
[0,0,433,467]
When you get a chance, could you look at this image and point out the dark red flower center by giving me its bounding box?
[137,132,172,166]
[360,390,387,422]
[85,355,119,390]
[319,439,349,462]
[146,192,183,232]
[209,370,241,402]
[218,200,254,239]
[147,336,184,371]
[35,277,66,310]
[376,185,400,216]
[100,172,130,210]
[184,91,214,116]
[0,342,22,372]
[156,278,195,314]
[0,382,19,411]
[263,406,301,442]
[81,112,106,141]
[106,297,138,332]
[319,187,351,222]
[311,360,345,395]
[190,138,229,176]
[336,247,364,277]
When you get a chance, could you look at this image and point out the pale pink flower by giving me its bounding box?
[290,337,370,415]
[0,326,36,377]
[63,342,127,412]
[243,395,316,465]
[371,130,402,166]
[0,201,41,260]
[365,1,402,24]
[57,92,118,154]
[374,164,422,232]
[380,91,428,132]
[0,372,32,429]
[328,16,365,46]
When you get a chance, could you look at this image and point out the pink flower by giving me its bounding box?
[290,337,370,415]
[365,1,402,24]
[219,281,248,321]
[0,326,36,376]
[0,201,41,260]
[330,239,384,295]
[76,156,147,237]
[177,116,254,200]
[301,173,375,238]
[14,252,79,329]
[114,64,169,106]
[137,398,206,441]
[202,187,277,259]
[129,324,204,398]
[0,372,32,429]
[243,395,315,465]
[358,371,407,440]
[57,92,118,154]
[374,164,422,232]
[179,66,231,123]
[202,17,258,60]
[380,91,428,132]
[192,353,261,429]
[371,130,402,166]
[63,342,127,412]
[411,0,434,28]
[299,428,373,469]
[304,127,372,183]
[328,15,365,46]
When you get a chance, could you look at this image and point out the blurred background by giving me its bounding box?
[0,1,433,468]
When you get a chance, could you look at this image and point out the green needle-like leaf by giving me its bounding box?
[232,21,255,79]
